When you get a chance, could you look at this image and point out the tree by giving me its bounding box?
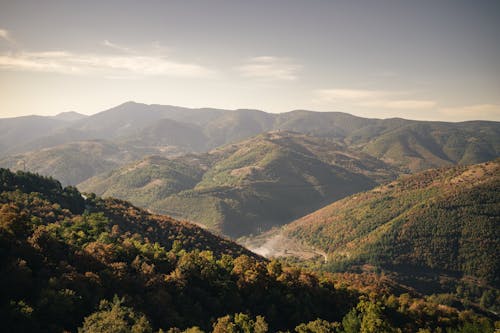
[356,299,394,333]
[183,327,205,333]
[295,318,339,332]
[212,315,237,333]
[341,309,361,333]
[267,260,283,278]
[212,313,268,333]
[79,296,152,333]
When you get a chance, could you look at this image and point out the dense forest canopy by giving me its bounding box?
[0,168,497,332]
[285,160,500,286]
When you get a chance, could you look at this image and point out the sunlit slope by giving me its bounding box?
[285,160,500,284]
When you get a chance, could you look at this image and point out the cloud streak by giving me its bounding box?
[315,89,391,100]
[0,50,214,78]
[359,99,437,110]
[102,40,132,53]
[314,88,436,110]
[439,104,500,120]
[237,56,300,81]
[0,28,14,43]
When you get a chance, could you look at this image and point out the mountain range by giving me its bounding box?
[2,101,499,240]
[1,101,499,331]
[1,102,499,183]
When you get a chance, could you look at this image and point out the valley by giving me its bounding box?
[2,102,499,239]
[239,231,328,262]
[80,131,394,237]
[1,165,499,332]
[2,1,500,331]
[1,103,499,332]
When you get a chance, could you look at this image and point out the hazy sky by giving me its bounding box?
[1,0,499,121]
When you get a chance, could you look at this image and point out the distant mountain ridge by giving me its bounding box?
[1,102,499,175]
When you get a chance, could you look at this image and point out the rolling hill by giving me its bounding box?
[78,155,205,208]
[80,131,397,237]
[282,160,500,285]
[359,121,500,172]
[117,118,209,152]
[0,140,169,186]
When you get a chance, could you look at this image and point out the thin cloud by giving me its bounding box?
[314,88,436,110]
[237,56,301,81]
[359,99,437,110]
[315,89,390,100]
[439,104,500,120]
[0,50,215,78]
[102,40,132,53]
[0,29,14,43]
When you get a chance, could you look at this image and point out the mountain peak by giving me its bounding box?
[51,111,87,121]
[118,100,145,107]
[121,100,139,105]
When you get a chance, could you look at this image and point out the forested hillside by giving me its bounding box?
[80,131,396,237]
[284,160,500,286]
[359,121,500,172]
[1,168,496,332]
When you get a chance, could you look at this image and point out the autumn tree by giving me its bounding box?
[212,313,268,333]
[79,296,152,333]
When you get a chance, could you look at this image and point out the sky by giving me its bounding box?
[0,0,499,121]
